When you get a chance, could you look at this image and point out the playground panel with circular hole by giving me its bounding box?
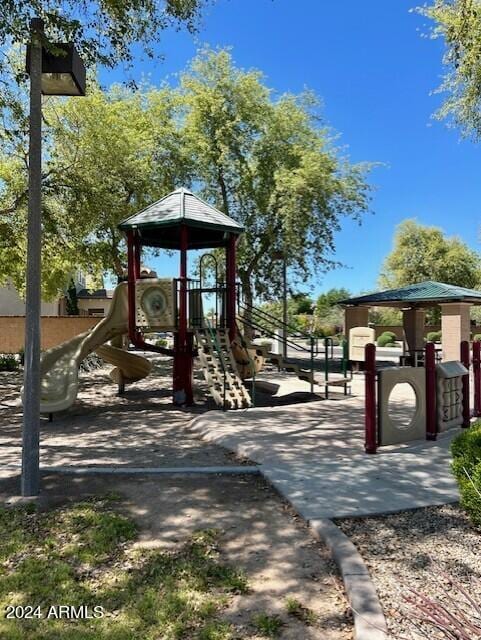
[378,368,426,446]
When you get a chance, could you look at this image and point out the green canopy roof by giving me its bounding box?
[119,188,244,249]
[340,281,481,308]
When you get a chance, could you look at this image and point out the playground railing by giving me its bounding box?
[237,299,321,355]
[204,317,229,410]
[237,299,323,393]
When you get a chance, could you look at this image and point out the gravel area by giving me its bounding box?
[337,504,481,639]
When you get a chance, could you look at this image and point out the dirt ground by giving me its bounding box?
[0,357,353,639]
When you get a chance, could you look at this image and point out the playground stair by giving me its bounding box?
[238,332,351,396]
[195,328,252,410]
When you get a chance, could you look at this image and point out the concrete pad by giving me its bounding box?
[189,395,461,519]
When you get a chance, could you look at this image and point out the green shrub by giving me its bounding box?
[318,324,336,338]
[155,338,168,347]
[0,354,18,371]
[451,423,481,527]
[473,334,481,342]
[426,330,442,343]
[377,332,398,347]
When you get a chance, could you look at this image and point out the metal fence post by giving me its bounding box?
[22,18,43,496]
[365,343,377,454]
[461,340,471,428]
[425,342,437,440]
[473,340,481,417]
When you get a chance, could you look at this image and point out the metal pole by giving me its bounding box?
[227,234,237,343]
[460,340,470,428]
[425,341,437,440]
[473,340,481,417]
[21,18,43,496]
[364,343,377,454]
[282,256,287,359]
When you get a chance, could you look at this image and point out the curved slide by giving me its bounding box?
[23,282,152,414]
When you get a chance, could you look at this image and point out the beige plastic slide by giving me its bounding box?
[22,282,152,414]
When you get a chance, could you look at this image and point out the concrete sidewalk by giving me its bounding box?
[188,394,461,519]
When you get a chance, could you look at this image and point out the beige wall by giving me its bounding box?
[440,302,471,361]
[0,316,100,353]
[0,282,59,316]
[403,308,426,351]
[77,298,112,317]
[344,307,369,337]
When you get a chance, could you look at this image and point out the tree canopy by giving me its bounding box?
[180,49,372,306]
[0,1,207,100]
[417,0,481,139]
[0,81,188,297]
[0,49,373,303]
[315,287,350,317]
[379,219,481,289]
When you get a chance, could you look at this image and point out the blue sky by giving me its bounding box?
[100,0,481,299]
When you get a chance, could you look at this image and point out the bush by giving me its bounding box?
[426,330,442,343]
[0,354,18,371]
[155,338,168,347]
[377,331,398,347]
[318,323,336,338]
[473,334,481,342]
[451,423,481,526]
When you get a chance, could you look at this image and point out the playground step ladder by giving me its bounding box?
[239,333,351,396]
[195,328,252,410]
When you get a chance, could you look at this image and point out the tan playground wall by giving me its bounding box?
[0,316,100,353]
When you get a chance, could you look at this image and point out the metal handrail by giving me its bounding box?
[238,299,312,340]
[237,313,318,355]
[204,319,229,410]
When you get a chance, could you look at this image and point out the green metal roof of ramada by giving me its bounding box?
[340,281,481,307]
[119,188,244,234]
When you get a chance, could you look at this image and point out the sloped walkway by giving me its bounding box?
[188,393,461,519]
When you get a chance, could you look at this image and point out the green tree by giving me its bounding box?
[65,278,79,315]
[417,0,481,139]
[369,307,402,326]
[380,219,481,289]
[315,287,350,317]
[291,292,315,314]
[179,49,372,312]
[0,81,187,297]
[45,84,188,280]
[0,1,207,107]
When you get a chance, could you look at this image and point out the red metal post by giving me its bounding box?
[134,234,141,278]
[173,224,193,405]
[425,341,437,440]
[473,340,481,417]
[461,340,471,428]
[178,224,188,345]
[226,233,237,343]
[365,343,377,454]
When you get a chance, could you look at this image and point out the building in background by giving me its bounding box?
[0,279,59,316]
[1,269,90,317]
[0,266,156,317]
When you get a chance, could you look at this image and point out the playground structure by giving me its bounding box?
[31,188,351,414]
[364,338,479,453]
